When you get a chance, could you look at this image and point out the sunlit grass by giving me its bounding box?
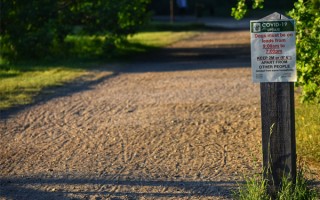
[128,31,197,47]
[234,169,318,199]
[295,100,320,163]
[0,67,86,109]
[64,31,198,58]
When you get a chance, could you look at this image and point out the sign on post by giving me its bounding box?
[250,12,297,197]
[250,17,297,82]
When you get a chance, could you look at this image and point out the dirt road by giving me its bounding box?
[0,31,276,199]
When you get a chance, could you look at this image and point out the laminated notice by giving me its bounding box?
[250,19,297,82]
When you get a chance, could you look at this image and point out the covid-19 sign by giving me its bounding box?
[250,19,297,82]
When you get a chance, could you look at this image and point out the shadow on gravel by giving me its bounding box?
[0,71,118,120]
[0,177,245,199]
[0,40,250,119]
[116,45,251,73]
[2,177,319,199]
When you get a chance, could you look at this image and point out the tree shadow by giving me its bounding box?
[0,176,246,200]
[141,22,247,32]
[115,44,250,73]
[0,73,20,79]
[0,33,250,119]
[2,176,318,199]
[0,70,118,120]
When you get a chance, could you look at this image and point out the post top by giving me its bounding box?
[260,12,289,20]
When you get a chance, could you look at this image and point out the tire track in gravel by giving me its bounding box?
[0,31,266,199]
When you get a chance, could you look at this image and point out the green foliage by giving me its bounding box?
[231,0,248,20]
[1,0,61,59]
[235,174,270,200]
[0,0,151,60]
[232,0,320,102]
[288,0,320,103]
[231,0,265,20]
[0,65,87,109]
[234,170,319,200]
[276,170,318,200]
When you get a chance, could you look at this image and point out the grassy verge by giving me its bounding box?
[234,169,319,200]
[0,66,87,109]
[0,31,198,110]
[295,100,320,163]
[128,31,197,47]
[64,31,197,59]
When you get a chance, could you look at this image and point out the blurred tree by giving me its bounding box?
[1,0,60,59]
[232,0,320,103]
[0,0,151,59]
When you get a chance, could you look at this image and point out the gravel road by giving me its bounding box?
[0,31,283,199]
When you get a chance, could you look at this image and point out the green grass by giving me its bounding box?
[0,65,87,109]
[128,31,197,47]
[0,31,198,110]
[235,174,270,200]
[295,101,320,163]
[234,170,319,200]
[64,31,197,59]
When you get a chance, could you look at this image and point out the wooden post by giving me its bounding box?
[250,12,297,198]
[170,0,174,23]
[256,13,297,197]
[261,82,296,196]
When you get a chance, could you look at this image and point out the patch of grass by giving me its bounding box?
[64,31,198,59]
[277,170,318,200]
[235,174,270,200]
[0,65,87,109]
[128,31,197,47]
[234,170,319,200]
[295,101,320,163]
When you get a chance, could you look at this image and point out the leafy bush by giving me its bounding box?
[231,0,265,20]
[0,0,151,60]
[1,0,61,59]
[288,0,320,103]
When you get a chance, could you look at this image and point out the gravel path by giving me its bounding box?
[0,31,283,199]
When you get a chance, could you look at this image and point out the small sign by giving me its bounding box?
[250,16,297,82]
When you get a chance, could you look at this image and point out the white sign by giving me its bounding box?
[250,19,297,82]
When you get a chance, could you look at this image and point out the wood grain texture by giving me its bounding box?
[260,82,296,195]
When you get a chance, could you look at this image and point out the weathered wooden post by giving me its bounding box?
[250,13,297,197]
[170,0,174,23]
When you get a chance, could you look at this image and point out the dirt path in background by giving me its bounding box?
[0,31,318,200]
